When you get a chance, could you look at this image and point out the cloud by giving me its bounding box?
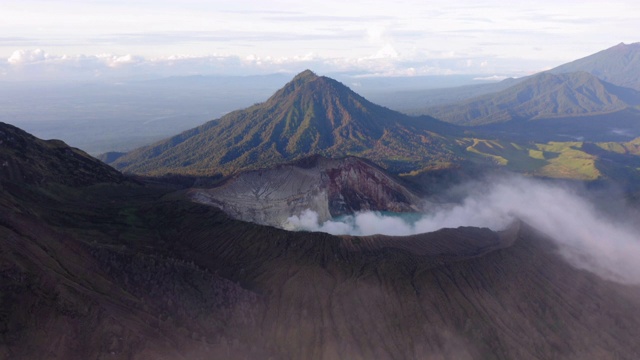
[371,44,399,59]
[8,49,48,65]
[89,30,364,46]
[473,75,509,81]
[265,15,394,22]
[105,54,144,67]
[3,48,479,81]
[285,175,640,285]
[2,0,639,79]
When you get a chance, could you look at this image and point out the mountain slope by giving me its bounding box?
[3,123,640,359]
[369,77,525,113]
[549,42,640,90]
[0,121,124,186]
[425,71,640,126]
[110,70,460,176]
[396,42,640,116]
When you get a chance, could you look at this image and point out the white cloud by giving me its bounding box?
[7,49,48,65]
[107,54,143,67]
[2,48,481,81]
[286,175,640,285]
[6,0,639,80]
[4,1,638,80]
[473,75,509,81]
[371,44,399,59]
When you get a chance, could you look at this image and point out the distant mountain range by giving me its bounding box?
[366,77,524,112]
[549,42,640,90]
[425,71,640,126]
[107,43,640,179]
[110,70,461,176]
[406,42,640,119]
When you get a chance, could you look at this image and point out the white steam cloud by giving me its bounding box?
[285,175,640,284]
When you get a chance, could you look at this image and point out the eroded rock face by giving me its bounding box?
[325,158,420,216]
[191,162,332,227]
[190,156,424,227]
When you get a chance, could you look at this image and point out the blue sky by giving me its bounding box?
[2,0,639,80]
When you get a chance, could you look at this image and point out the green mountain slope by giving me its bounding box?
[425,71,640,126]
[549,42,640,90]
[110,70,460,176]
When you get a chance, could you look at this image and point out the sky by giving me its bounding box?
[2,0,639,80]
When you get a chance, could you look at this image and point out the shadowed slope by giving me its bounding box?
[5,178,640,359]
[0,122,124,186]
[3,124,640,359]
[147,203,640,359]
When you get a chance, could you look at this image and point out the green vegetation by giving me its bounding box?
[538,147,600,180]
[463,138,546,173]
[460,137,640,182]
[110,70,462,176]
[595,138,640,155]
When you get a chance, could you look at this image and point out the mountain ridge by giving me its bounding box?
[549,42,640,90]
[390,42,640,117]
[424,71,640,126]
[0,121,124,186]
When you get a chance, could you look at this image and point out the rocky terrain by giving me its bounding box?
[191,155,424,227]
[3,122,640,359]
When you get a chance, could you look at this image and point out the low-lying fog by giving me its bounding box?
[286,175,640,284]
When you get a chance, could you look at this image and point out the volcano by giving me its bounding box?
[2,123,640,359]
[110,70,459,176]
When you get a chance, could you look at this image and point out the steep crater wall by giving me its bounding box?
[190,156,425,227]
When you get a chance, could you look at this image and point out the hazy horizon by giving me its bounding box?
[2,1,639,82]
[3,1,640,155]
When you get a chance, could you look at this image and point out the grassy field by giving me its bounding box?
[461,138,640,181]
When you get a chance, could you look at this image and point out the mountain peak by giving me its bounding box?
[292,69,318,82]
[111,72,456,176]
[274,69,325,98]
